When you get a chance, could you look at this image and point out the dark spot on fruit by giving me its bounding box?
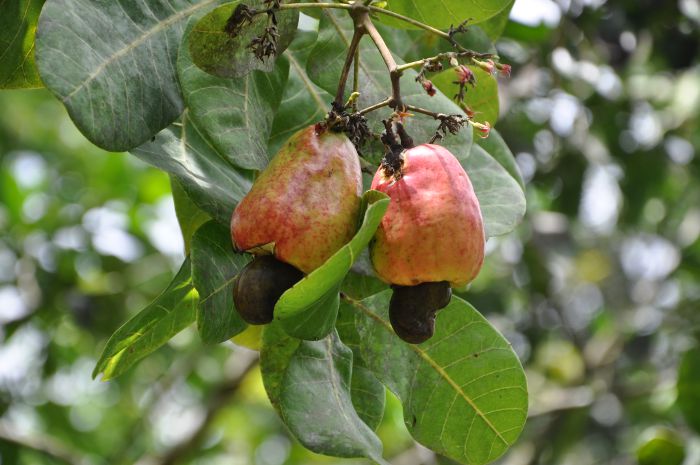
[232,255,304,325]
[389,281,451,344]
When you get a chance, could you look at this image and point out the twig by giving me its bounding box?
[366,6,450,41]
[135,354,259,465]
[404,104,444,118]
[334,28,365,106]
[160,356,258,465]
[352,48,360,111]
[403,105,469,143]
[278,2,354,12]
[360,14,403,109]
[274,3,449,41]
[357,97,393,115]
[447,19,471,47]
[0,423,91,465]
[396,50,494,74]
[107,349,206,465]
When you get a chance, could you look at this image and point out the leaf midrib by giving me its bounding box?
[323,11,388,99]
[62,0,217,101]
[285,50,326,112]
[344,296,510,447]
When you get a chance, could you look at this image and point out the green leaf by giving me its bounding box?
[188,0,298,78]
[332,287,386,433]
[261,326,387,463]
[191,221,249,343]
[340,292,528,465]
[677,348,700,434]
[93,259,197,381]
[179,19,289,170]
[502,19,553,43]
[260,323,301,409]
[636,428,685,465]
[171,176,211,254]
[36,0,219,151]
[341,271,388,301]
[464,144,526,237]
[380,0,512,30]
[476,128,524,190]
[268,29,331,155]
[306,11,472,158]
[351,364,386,431]
[131,111,253,226]
[431,67,500,127]
[477,0,515,41]
[274,190,390,340]
[0,0,45,89]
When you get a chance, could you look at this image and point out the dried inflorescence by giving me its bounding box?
[322,101,374,154]
[428,114,468,143]
[224,0,283,61]
[224,4,258,36]
[249,21,280,60]
[379,120,415,180]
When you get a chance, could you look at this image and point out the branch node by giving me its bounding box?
[447,18,472,47]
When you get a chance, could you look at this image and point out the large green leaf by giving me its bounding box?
[350,365,386,431]
[476,128,524,190]
[341,271,388,301]
[36,0,220,151]
[431,66,500,128]
[179,20,289,170]
[477,0,515,41]
[464,145,526,237]
[381,0,512,30]
[336,292,386,429]
[339,292,528,465]
[171,176,211,254]
[306,11,473,159]
[0,0,45,89]
[274,190,389,340]
[260,324,301,409]
[131,111,253,226]
[261,326,387,463]
[92,259,197,381]
[677,347,700,434]
[188,0,298,79]
[268,29,331,155]
[191,220,249,343]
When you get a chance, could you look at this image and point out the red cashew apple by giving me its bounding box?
[230,124,363,324]
[370,143,485,343]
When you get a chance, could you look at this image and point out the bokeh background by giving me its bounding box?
[1,0,699,464]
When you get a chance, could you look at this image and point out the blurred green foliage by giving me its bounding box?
[1,0,700,464]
